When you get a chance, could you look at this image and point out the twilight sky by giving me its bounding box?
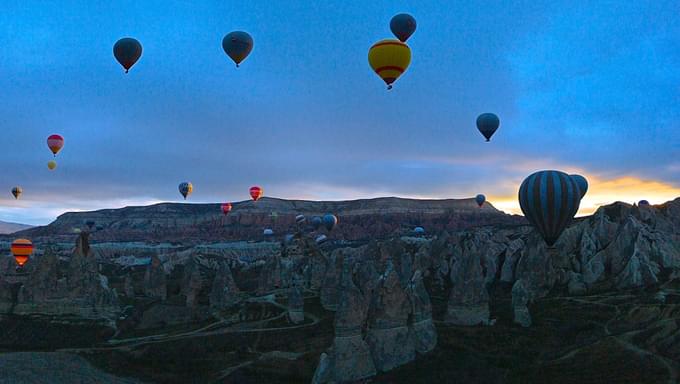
[1,0,679,225]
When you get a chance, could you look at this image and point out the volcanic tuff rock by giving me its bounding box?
[144,255,167,300]
[10,196,521,243]
[210,261,241,310]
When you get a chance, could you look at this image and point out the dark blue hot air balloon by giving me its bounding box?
[518,170,581,247]
[476,113,500,142]
[639,200,650,206]
[475,194,486,207]
[222,31,254,67]
[322,214,337,231]
[570,174,588,199]
[113,38,143,73]
[311,216,323,230]
[414,226,425,235]
[390,13,417,42]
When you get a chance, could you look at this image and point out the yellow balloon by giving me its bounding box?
[368,39,411,89]
[47,160,57,170]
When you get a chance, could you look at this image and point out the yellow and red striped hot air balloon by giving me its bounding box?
[11,239,34,267]
[368,39,411,90]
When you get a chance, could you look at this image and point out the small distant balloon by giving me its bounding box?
[221,203,232,215]
[47,160,57,170]
[311,216,323,230]
[284,234,295,244]
[475,194,486,207]
[570,174,588,199]
[368,39,411,90]
[250,186,263,201]
[295,214,306,225]
[476,113,500,142]
[315,234,328,245]
[179,182,193,200]
[263,228,274,236]
[86,220,95,230]
[322,214,337,232]
[47,134,64,156]
[11,238,33,267]
[639,200,650,206]
[11,186,22,199]
[113,37,143,73]
[222,31,254,67]
[414,226,425,234]
[390,13,417,42]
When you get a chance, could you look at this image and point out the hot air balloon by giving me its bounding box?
[322,214,337,232]
[221,203,232,215]
[518,170,581,247]
[475,194,486,207]
[250,186,263,201]
[315,234,328,245]
[295,214,306,225]
[179,182,193,200]
[86,220,95,230]
[11,186,22,199]
[368,39,411,90]
[639,200,650,206]
[222,31,253,67]
[311,216,323,230]
[476,113,500,142]
[570,174,588,199]
[113,37,143,73]
[47,160,57,170]
[284,234,295,244]
[414,226,425,235]
[11,239,33,267]
[390,13,417,42]
[47,134,64,156]
[263,228,274,236]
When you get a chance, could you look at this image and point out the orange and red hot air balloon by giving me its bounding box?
[221,202,232,215]
[47,134,64,156]
[11,239,34,267]
[250,186,263,201]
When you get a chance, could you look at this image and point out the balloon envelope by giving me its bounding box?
[475,194,486,207]
[263,228,274,236]
[639,200,650,206]
[86,220,95,229]
[113,37,143,73]
[570,174,588,198]
[222,31,254,67]
[221,203,232,215]
[250,186,263,201]
[368,39,411,89]
[518,170,581,247]
[11,238,33,267]
[322,214,337,231]
[47,134,64,156]
[315,234,328,245]
[11,186,22,199]
[311,216,323,230]
[414,226,425,234]
[390,13,417,42]
[476,113,500,142]
[47,160,57,170]
[179,182,193,200]
[295,214,306,224]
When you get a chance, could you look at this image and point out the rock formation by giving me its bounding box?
[143,255,167,300]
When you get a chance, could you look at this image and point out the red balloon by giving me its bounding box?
[47,134,64,156]
[221,202,232,215]
[249,186,263,201]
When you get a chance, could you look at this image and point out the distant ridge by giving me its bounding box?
[0,220,34,235]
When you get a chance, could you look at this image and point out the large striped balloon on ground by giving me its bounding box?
[518,170,581,247]
[368,39,411,90]
[11,239,33,267]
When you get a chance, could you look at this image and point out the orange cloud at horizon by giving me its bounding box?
[489,175,680,217]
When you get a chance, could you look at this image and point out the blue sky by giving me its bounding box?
[1,1,679,224]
